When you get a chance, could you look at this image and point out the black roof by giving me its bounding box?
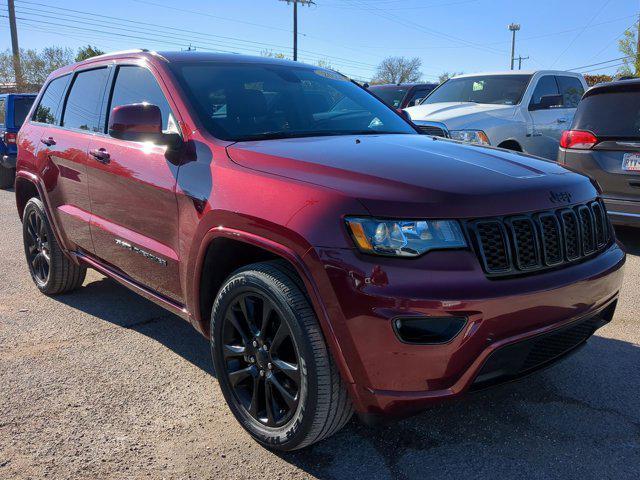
[369,82,437,89]
[585,77,640,98]
[157,51,308,68]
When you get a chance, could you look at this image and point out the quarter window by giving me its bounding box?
[63,68,110,132]
[556,76,585,108]
[34,75,70,125]
[0,99,5,126]
[109,66,178,133]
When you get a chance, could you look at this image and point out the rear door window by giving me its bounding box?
[108,65,178,133]
[33,75,71,125]
[62,68,110,132]
[556,76,585,108]
[13,97,35,127]
[573,90,640,139]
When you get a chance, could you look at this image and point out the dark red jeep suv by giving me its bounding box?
[15,50,625,450]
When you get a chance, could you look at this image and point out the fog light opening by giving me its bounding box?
[393,316,467,345]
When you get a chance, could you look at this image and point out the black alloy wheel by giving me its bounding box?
[221,291,301,427]
[24,208,51,286]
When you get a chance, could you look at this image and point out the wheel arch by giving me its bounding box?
[497,139,523,152]
[193,227,356,387]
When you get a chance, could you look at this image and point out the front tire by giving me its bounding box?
[22,197,86,295]
[210,261,353,451]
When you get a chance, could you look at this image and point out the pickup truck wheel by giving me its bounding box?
[0,166,15,189]
[22,198,86,295]
[210,261,353,451]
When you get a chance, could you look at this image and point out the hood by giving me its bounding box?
[405,102,515,128]
[226,134,597,218]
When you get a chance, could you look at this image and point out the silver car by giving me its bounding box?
[405,70,587,160]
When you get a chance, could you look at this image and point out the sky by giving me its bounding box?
[1,0,638,82]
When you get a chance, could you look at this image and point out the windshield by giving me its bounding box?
[171,62,416,141]
[369,86,408,108]
[13,97,35,127]
[424,74,532,106]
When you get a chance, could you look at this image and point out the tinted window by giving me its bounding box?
[34,75,70,125]
[406,89,429,107]
[369,86,408,108]
[109,66,177,132]
[557,76,584,108]
[63,68,109,132]
[573,89,640,139]
[424,75,531,105]
[530,75,559,107]
[171,63,415,141]
[13,97,35,127]
[0,99,5,125]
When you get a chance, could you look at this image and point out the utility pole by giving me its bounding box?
[516,55,529,70]
[508,23,520,70]
[279,0,314,61]
[7,0,23,86]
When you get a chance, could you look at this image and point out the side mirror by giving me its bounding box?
[397,108,412,123]
[109,103,182,148]
[530,94,563,111]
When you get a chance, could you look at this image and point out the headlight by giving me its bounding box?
[449,130,491,146]
[345,217,467,257]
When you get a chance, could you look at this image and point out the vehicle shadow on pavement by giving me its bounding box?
[278,334,640,479]
[53,276,215,376]
[51,275,639,479]
[614,226,640,256]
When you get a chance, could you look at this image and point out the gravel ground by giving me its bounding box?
[1,186,639,480]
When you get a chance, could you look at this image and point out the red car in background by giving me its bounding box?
[15,50,624,450]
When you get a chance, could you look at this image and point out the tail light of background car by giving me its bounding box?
[560,130,598,150]
[3,132,17,145]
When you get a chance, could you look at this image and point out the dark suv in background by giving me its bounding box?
[558,79,640,226]
[15,51,624,450]
[368,82,437,109]
[0,93,36,188]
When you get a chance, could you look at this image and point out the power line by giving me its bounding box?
[550,0,612,67]
[567,56,634,72]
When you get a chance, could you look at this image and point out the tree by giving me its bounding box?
[76,45,105,62]
[0,47,74,90]
[438,71,464,83]
[260,49,287,59]
[316,59,333,70]
[584,74,613,87]
[617,26,639,77]
[371,56,422,85]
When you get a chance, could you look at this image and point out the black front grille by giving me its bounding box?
[470,301,616,391]
[469,200,611,277]
[416,125,447,137]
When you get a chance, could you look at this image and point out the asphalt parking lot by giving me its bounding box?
[0,187,639,480]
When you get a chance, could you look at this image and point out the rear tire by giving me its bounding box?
[22,197,86,295]
[210,261,353,450]
[0,166,15,189]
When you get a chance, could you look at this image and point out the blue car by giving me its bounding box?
[1,93,36,188]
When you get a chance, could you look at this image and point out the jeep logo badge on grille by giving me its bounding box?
[549,191,572,204]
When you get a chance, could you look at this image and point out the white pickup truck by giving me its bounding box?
[404,70,588,160]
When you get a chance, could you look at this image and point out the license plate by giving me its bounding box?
[622,153,640,171]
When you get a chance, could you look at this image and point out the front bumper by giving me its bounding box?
[306,241,625,418]
[1,154,16,169]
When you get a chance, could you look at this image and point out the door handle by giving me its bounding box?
[556,118,569,124]
[41,137,56,147]
[89,148,110,164]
